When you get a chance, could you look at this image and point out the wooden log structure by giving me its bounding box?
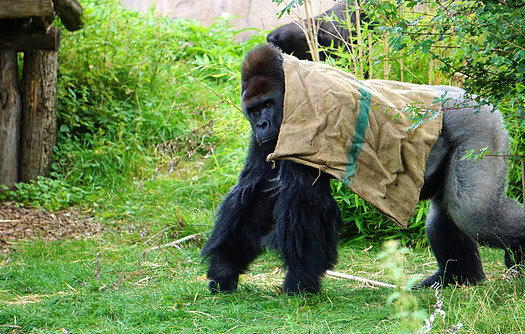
[0,0,83,188]
[0,27,61,52]
[0,0,55,20]
[0,51,22,188]
[19,50,58,182]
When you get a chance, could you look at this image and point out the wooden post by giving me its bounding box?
[19,50,58,182]
[0,50,22,188]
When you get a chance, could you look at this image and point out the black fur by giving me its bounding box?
[202,44,525,295]
[267,2,365,61]
[202,44,341,294]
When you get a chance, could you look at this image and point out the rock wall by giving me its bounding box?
[120,0,338,40]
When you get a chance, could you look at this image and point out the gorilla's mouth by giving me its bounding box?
[258,135,277,145]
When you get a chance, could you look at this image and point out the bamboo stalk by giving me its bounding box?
[354,0,364,79]
[383,31,389,80]
[303,0,319,62]
[368,33,373,79]
[400,51,404,82]
[427,6,435,85]
[344,1,358,76]
[428,57,434,85]
[521,158,525,211]
[398,6,404,82]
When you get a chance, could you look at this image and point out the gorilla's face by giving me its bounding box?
[241,76,285,146]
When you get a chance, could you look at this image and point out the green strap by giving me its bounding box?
[342,83,371,186]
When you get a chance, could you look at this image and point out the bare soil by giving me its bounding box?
[0,201,102,252]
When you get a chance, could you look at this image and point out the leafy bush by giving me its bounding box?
[0,176,87,211]
[54,0,261,191]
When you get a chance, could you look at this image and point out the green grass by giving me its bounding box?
[1,237,524,333]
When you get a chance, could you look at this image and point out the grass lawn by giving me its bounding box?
[1,223,524,333]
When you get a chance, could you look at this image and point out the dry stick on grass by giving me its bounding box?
[325,270,397,288]
[143,234,198,253]
[145,233,397,288]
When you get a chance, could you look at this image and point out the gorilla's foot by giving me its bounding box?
[417,269,485,289]
[208,274,239,294]
[283,271,320,295]
[504,247,525,271]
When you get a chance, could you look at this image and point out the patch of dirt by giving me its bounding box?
[0,202,102,252]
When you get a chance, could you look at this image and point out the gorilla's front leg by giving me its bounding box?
[201,180,276,293]
[418,202,485,288]
[273,163,341,294]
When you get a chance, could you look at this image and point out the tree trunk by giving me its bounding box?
[19,50,58,182]
[0,50,22,188]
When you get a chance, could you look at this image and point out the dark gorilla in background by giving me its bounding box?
[201,44,525,295]
[267,1,364,61]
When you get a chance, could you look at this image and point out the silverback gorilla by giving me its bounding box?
[267,1,362,61]
[201,44,525,295]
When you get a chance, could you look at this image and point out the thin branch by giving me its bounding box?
[325,270,397,288]
[143,234,198,253]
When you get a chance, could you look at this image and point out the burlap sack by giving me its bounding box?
[267,55,443,228]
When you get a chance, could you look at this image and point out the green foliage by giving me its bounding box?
[54,0,261,193]
[379,240,428,332]
[0,176,87,211]
[331,181,428,246]
[370,0,525,107]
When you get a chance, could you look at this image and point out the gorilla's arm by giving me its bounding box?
[201,140,278,293]
[271,161,341,294]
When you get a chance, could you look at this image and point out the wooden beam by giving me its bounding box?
[0,27,61,52]
[55,0,84,31]
[0,0,54,20]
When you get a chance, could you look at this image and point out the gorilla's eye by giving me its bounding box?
[265,101,272,108]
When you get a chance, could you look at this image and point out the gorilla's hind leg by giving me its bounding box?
[418,202,485,288]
